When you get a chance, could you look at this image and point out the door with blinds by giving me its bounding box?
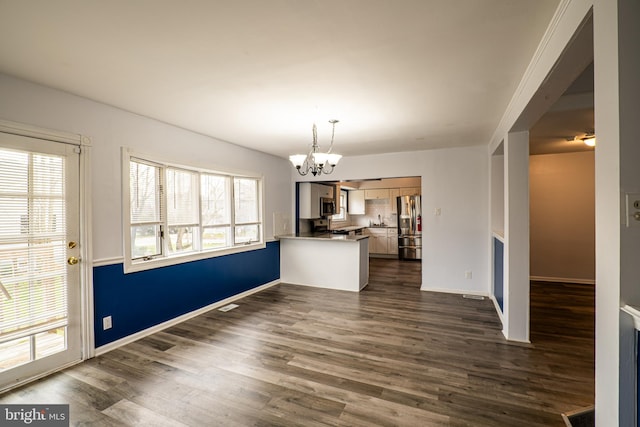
[0,132,82,391]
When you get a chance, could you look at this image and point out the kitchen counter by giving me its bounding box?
[278,233,369,292]
[331,225,366,233]
[278,232,368,242]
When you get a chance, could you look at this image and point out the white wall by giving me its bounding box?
[503,131,530,342]
[529,151,595,283]
[0,73,292,262]
[487,0,637,422]
[295,145,490,295]
[491,152,504,235]
[594,0,640,423]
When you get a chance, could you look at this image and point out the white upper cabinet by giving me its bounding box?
[400,187,420,196]
[348,190,365,215]
[389,189,400,213]
[364,188,389,200]
[299,183,334,218]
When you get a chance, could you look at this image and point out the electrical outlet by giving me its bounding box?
[103,316,112,330]
[465,271,472,279]
[434,208,441,216]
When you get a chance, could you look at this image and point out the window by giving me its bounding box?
[123,150,264,273]
[129,160,162,259]
[332,190,348,222]
[201,174,231,250]
[166,168,199,254]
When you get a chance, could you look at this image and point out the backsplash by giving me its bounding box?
[352,199,397,228]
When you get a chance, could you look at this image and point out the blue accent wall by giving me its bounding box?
[493,237,504,312]
[93,241,280,347]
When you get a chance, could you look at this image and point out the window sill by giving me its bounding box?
[123,242,266,274]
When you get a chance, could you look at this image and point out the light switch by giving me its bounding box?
[625,193,640,227]
[434,208,441,216]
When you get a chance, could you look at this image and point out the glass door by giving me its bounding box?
[0,132,82,391]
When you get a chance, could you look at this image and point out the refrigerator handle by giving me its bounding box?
[410,198,416,232]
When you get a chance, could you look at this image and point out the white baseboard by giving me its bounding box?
[489,294,505,320]
[420,286,489,298]
[94,279,280,356]
[530,275,595,285]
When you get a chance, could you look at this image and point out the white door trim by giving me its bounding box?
[0,118,94,362]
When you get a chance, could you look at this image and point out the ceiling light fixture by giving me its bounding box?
[289,119,342,176]
[581,132,596,147]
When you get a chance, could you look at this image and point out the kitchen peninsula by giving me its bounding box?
[278,233,369,292]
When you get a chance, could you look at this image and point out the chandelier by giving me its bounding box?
[289,119,342,176]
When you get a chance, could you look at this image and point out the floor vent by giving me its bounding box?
[218,303,239,312]
[462,294,485,300]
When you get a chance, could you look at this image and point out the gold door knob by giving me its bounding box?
[67,256,80,265]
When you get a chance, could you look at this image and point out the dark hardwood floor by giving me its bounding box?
[1,260,594,426]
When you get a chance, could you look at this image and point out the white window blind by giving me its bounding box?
[130,160,161,224]
[0,148,67,343]
[130,159,162,259]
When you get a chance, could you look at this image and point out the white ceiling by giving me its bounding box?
[0,0,562,159]
[529,62,594,155]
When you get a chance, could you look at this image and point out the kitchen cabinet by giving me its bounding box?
[387,228,398,255]
[364,188,390,200]
[367,228,388,254]
[348,190,365,215]
[389,188,400,213]
[366,227,400,256]
[400,187,420,196]
[299,182,334,219]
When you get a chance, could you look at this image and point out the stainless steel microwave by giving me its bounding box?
[320,197,335,217]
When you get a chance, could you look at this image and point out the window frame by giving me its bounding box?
[332,189,348,223]
[122,148,265,274]
[129,157,164,260]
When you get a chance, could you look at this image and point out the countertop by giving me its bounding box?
[331,225,396,231]
[277,233,369,242]
[331,225,367,232]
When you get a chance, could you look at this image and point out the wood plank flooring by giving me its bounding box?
[0,260,594,426]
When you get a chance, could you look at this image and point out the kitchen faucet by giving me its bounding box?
[378,214,382,225]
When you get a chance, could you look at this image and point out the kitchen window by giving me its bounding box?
[332,190,348,222]
[122,149,264,273]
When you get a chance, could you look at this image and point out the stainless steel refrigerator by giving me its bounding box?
[397,195,422,260]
